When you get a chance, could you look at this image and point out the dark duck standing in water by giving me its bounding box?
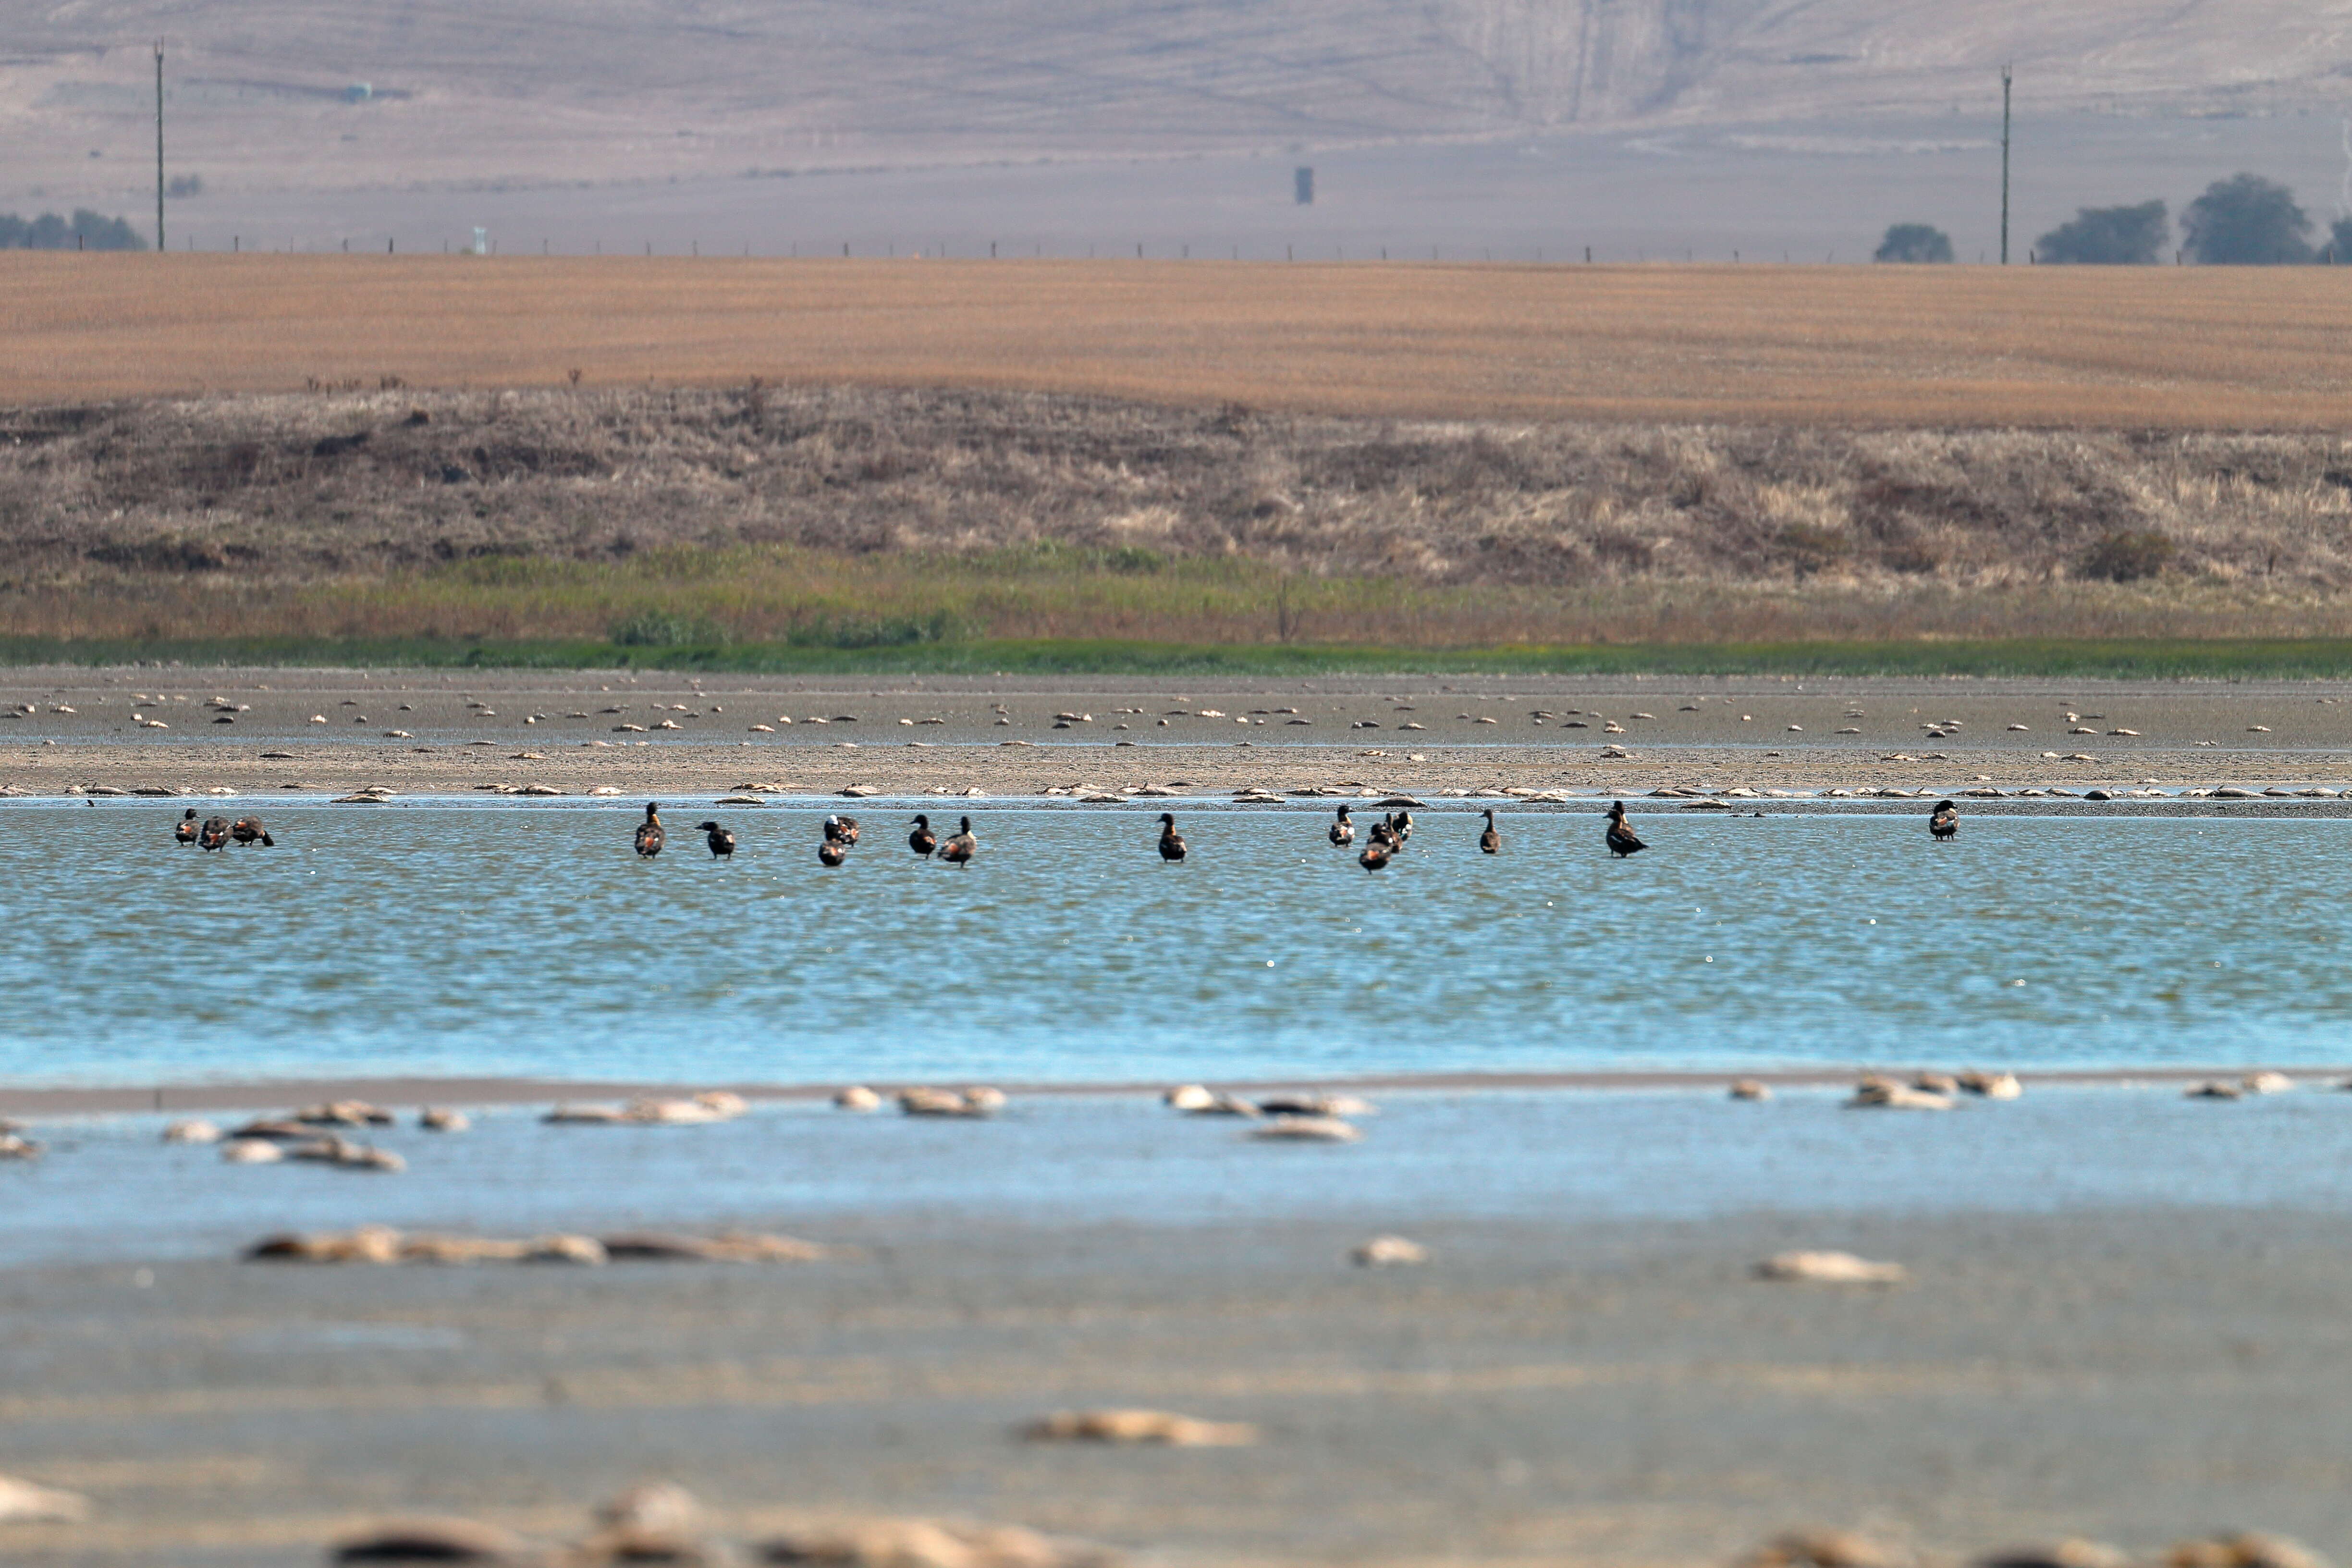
[173,808,199,845]
[1392,810,1415,844]
[695,821,736,859]
[1604,801,1646,858]
[1329,805,1354,847]
[908,814,937,858]
[939,816,977,867]
[818,834,847,867]
[634,804,665,859]
[230,816,274,847]
[1930,799,1959,840]
[1157,812,1188,862]
[824,815,861,847]
[1479,808,1501,855]
[1359,836,1394,871]
[196,816,232,852]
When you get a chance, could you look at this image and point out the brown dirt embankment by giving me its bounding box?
[13,382,2352,584]
[5,385,2352,644]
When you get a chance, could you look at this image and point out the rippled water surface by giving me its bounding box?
[19,1087,2352,1266]
[8,800,2352,1085]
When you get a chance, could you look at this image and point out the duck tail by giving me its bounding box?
[260,832,275,847]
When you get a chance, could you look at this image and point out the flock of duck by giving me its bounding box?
[161,795,1973,866]
[170,807,273,850]
[595,796,1969,869]
[625,802,980,866]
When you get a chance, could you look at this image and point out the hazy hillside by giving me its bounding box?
[4,0,2348,200]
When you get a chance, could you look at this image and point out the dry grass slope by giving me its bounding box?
[8,385,2352,647]
[5,257,2352,428]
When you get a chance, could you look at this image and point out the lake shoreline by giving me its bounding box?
[6,669,2352,806]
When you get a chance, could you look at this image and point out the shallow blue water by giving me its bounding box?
[6,800,2351,1086]
[15,1087,2352,1266]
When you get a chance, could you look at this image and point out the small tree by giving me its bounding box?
[2035,201,2168,264]
[1874,224,1954,263]
[2182,174,2311,264]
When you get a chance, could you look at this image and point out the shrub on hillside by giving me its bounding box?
[1777,523,1853,576]
[2080,529,2176,582]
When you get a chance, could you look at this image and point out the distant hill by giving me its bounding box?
[3,0,2347,199]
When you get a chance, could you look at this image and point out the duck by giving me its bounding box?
[695,820,736,859]
[1929,799,1959,839]
[230,816,274,847]
[939,815,977,867]
[173,807,198,845]
[1328,805,1355,847]
[1156,812,1188,862]
[908,813,937,857]
[1392,810,1415,843]
[824,815,862,846]
[1359,838,1393,871]
[1604,800,1646,858]
[1367,815,1399,849]
[818,836,847,867]
[1478,808,1500,855]
[196,815,233,852]
[633,803,665,858]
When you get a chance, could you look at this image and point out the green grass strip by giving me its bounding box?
[13,635,2352,679]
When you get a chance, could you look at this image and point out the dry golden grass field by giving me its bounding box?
[6,255,2352,427]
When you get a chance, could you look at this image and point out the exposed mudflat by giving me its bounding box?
[5,1203,2352,1567]
[9,669,2352,803]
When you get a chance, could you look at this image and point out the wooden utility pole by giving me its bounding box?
[1999,65,2012,265]
[154,41,165,252]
